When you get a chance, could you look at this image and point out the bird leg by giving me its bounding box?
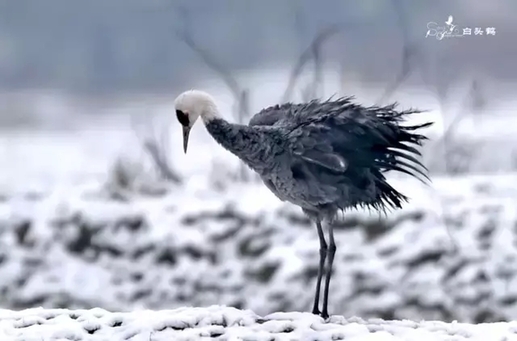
[311,220,327,315]
[321,223,336,319]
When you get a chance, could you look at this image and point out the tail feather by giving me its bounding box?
[282,97,432,214]
[344,103,432,211]
[397,159,430,182]
[395,141,423,156]
[372,109,432,183]
[334,103,431,212]
[372,174,408,210]
[386,148,429,172]
[378,160,429,183]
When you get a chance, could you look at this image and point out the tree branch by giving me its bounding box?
[281,25,341,103]
[143,139,182,183]
[175,6,252,181]
[131,114,182,184]
[175,6,243,98]
[376,0,424,105]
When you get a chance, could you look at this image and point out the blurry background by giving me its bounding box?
[0,0,516,323]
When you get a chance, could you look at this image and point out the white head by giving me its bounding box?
[174,90,218,153]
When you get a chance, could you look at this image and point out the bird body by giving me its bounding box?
[174,89,432,318]
[203,96,430,220]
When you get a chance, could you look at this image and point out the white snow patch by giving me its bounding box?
[0,306,516,341]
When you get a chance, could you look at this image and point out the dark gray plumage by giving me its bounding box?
[174,89,432,319]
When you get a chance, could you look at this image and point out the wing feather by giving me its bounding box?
[282,97,431,209]
[248,97,431,211]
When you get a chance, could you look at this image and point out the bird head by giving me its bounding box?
[174,90,217,153]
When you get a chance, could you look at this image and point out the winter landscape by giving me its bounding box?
[1,74,517,340]
[1,1,517,340]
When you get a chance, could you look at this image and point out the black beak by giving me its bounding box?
[182,126,191,154]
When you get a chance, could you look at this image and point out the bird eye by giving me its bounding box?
[176,110,190,126]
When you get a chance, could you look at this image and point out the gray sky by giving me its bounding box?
[0,0,515,95]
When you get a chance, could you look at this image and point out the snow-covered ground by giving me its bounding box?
[3,305,517,341]
[3,165,517,322]
[1,70,517,339]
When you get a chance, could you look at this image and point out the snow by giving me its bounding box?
[2,159,517,323]
[0,305,516,340]
[2,77,517,339]
[6,169,517,340]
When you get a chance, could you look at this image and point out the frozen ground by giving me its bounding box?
[2,126,517,323]
[1,74,517,338]
[2,305,517,341]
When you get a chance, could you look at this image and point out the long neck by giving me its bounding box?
[199,102,219,125]
[202,115,276,175]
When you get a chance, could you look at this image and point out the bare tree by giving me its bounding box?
[174,6,340,182]
[131,113,182,184]
[375,0,426,106]
[175,6,251,182]
[432,78,487,175]
[372,0,487,175]
[282,26,341,103]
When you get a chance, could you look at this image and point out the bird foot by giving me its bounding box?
[312,308,330,320]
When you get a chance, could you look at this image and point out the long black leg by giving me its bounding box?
[311,220,327,315]
[321,222,336,319]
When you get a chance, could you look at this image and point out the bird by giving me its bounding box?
[174,89,432,319]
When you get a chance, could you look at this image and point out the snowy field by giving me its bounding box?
[1,70,517,339]
[3,306,517,341]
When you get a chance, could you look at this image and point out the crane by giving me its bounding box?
[174,89,432,319]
